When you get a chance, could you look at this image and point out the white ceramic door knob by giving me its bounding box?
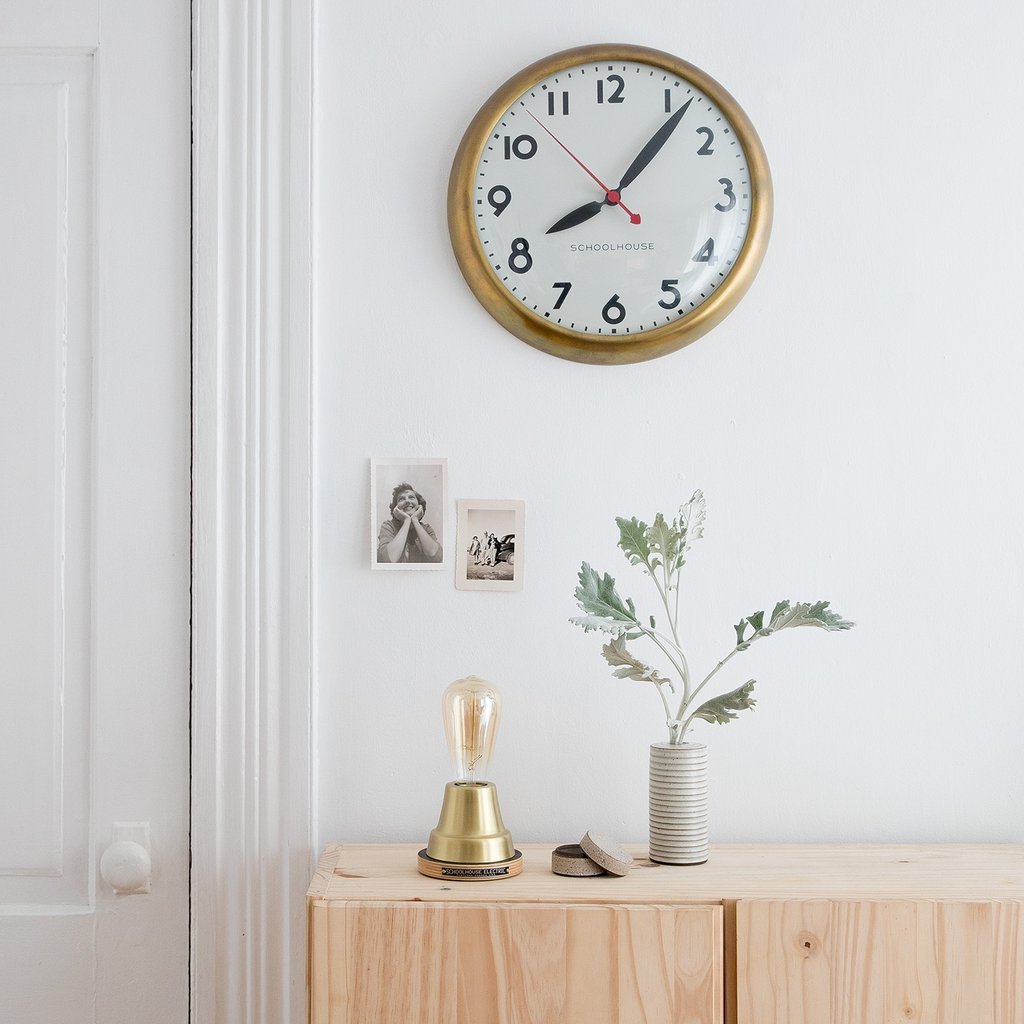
[100,822,152,893]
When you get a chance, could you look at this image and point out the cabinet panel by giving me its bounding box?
[737,899,1024,1024]
[310,900,722,1024]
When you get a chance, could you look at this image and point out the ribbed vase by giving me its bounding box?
[649,742,709,865]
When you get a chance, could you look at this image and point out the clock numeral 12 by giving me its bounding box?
[596,75,625,104]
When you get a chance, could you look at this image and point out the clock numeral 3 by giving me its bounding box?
[547,91,570,116]
[692,239,717,264]
[602,294,626,325]
[715,178,736,212]
[596,75,625,105]
[503,134,538,160]
[487,185,512,217]
[552,282,572,309]
[658,279,682,309]
[696,127,714,155]
[509,237,533,274]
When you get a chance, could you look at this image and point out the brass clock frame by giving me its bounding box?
[448,43,773,365]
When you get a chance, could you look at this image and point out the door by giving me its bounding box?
[737,899,1024,1024]
[0,0,190,1020]
[310,900,724,1024]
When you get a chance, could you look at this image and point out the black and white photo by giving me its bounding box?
[370,458,447,570]
[456,500,525,591]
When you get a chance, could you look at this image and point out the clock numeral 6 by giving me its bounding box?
[503,134,537,160]
[509,237,533,274]
[596,75,625,104]
[715,178,736,212]
[552,282,572,309]
[602,294,626,325]
[487,185,512,217]
[658,279,682,309]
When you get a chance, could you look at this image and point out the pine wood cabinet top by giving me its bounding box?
[309,843,1024,905]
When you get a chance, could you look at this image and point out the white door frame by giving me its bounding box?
[191,1,316,1021]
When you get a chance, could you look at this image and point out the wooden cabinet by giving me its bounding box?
[308,844,1024,1024]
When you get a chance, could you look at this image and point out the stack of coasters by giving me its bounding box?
[551,831,634,877]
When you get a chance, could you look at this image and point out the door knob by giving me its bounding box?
[100,822,152,894]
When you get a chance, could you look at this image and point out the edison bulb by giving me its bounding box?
[442,676,501,784]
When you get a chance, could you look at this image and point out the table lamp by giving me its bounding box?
[417,676,522,879]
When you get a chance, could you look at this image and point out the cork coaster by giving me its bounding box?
[579,831,634,876]
[551,844,606,877]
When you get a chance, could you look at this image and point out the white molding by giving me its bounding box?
[190,0,315,1021]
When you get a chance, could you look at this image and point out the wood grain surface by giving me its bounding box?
[308,843,1024,1024]
[738,898,1024,1024]
[311,899,722,1024]
[310,843,1024,904]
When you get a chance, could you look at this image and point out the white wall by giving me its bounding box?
[316,0,1024,848]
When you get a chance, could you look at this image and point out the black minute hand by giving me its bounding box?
[546,200,605,234]
[617,97,692,192]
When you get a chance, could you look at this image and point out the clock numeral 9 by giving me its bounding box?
[552,282,572,309]
[602,293,626,325]
[696,127,715,155]
[596,75,625,105]
[503,134,537,160]
[509,237,533,274]
[487,185,512,217]
[658,280,682,309]
[715,178,736,212]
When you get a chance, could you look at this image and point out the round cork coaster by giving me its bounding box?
[551,844,605,877]
[579,831,634,876]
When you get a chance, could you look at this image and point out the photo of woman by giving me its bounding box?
[370,459,447,570]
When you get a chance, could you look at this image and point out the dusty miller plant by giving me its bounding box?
[570,491,854,745]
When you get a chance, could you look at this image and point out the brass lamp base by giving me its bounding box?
[416,848,523,880]
[419,781,520,880]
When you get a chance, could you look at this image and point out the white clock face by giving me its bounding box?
[470,58,755,338]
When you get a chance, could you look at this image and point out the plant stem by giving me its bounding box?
[646,561,691,695]
[679,643,746,717]
[640,626,687,687]
[654,681,680,743]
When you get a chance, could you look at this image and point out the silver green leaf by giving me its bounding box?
[601,635,671,685]
[616,516,651,569]
[767,600,854,633]
[570,562,639,634]
[645,513,680,575]
[691,680,757,725]
[678,490,706,551]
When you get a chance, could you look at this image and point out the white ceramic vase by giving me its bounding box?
[649,741,709,865]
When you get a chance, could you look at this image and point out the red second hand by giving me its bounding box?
[526,110,641,224]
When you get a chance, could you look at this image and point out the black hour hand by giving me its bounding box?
[546,200,605,234]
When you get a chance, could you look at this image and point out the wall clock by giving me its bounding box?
[448,44,772,365]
